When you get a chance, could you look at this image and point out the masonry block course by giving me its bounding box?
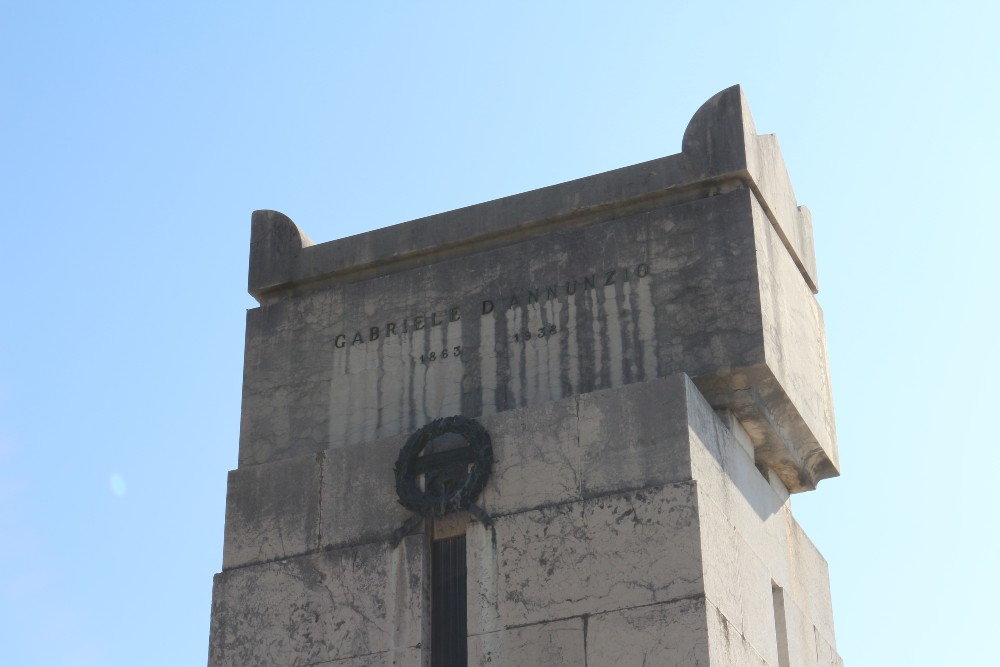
[209,85,843,666]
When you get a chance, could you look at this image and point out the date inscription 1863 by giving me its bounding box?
[333,262,651,352]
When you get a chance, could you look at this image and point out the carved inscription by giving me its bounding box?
[328,261,656,449]
[331,263,650,356]
[334,306,461,349]
[420,346,463,364]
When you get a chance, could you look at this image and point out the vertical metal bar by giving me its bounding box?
[431,535,467,667]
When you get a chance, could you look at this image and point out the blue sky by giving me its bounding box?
[1,2,997,665]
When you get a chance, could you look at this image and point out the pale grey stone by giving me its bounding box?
[687,380,795,589]
[307,648,426,667]
[468,618,584,666]
[319,431,417,550]
[787,518,836,647]
[222,452,321,569]
[815,632,844,667]
[780,594,819,667]
[577,374,693,497]
[680,86,818,291]
[478,396,582,516]
[235,88,838,492]
[737,545,780,665]
[208,535,425,667]
[586,597,711,667]
[704,599,771,666]
[212,87,844,666]
[468,481,703,634]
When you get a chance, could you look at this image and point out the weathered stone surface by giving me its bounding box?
[209,535,425,667]
[704,599,771,666]
[468,618,585,666]
[577,373,693,497]
[680,86,818,291]
[586,597,711,666]
[222,452,321,569]
[779,592,842,667]
[787,518,836,647]
[479,374,697,518]
[320,431,416,550]
[307,648,425,667]
[477,396,581,516]
[685,368,843,664]
[235,88,837,493]
[211,87,843,667]
[699,488,781,666]
[467,481,703,633]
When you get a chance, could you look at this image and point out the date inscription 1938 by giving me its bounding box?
[332,263,651,357]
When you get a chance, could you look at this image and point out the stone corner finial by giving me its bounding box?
[681,85,756,178]
[248,210,314,300]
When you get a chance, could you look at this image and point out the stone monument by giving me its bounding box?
[208,85,843,666]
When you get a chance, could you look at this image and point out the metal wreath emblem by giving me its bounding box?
[393,415,493,518]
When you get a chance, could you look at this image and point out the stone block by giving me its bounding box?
[308,648,425,667]
[222,452,321,569]
[691,193,836,492]
[781,594,819,667]
[681,86,818,291]
[235,88,839,492]
[214,87,842,667]
[320,431,417,550]
[698,488,743,643]
[737,543,780,665]
[786,517,836,646]
[208,535,425,667]
[586,597,711,667]
[815,633,844,667]
[468,481,703,633]
[577,374,693,497]
[697,475,783,665]
[752,195,837,478]
[480,373,701,518]
[704,600,770,666]
[468,618,585,666]
[239,299,337,467]
[478,396,582,516]
[688,386,792,588]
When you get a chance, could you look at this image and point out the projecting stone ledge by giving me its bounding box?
[237,86,837,491]
[248,85,817,299]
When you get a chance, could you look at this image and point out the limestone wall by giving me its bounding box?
[237,87,837,492]
[210,375,842,665]
[209,86,843,666]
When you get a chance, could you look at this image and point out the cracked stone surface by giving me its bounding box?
[468,618,585,666]
[235,89,839,491]
[208,536,425,667]
[468,481,703,633]
[587,597,712,666]
[210,86,843,666]
[222,452,322,569]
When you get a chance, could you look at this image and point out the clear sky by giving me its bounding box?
[1,2,997,665]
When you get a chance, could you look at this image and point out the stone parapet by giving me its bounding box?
[237,87,838,489]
